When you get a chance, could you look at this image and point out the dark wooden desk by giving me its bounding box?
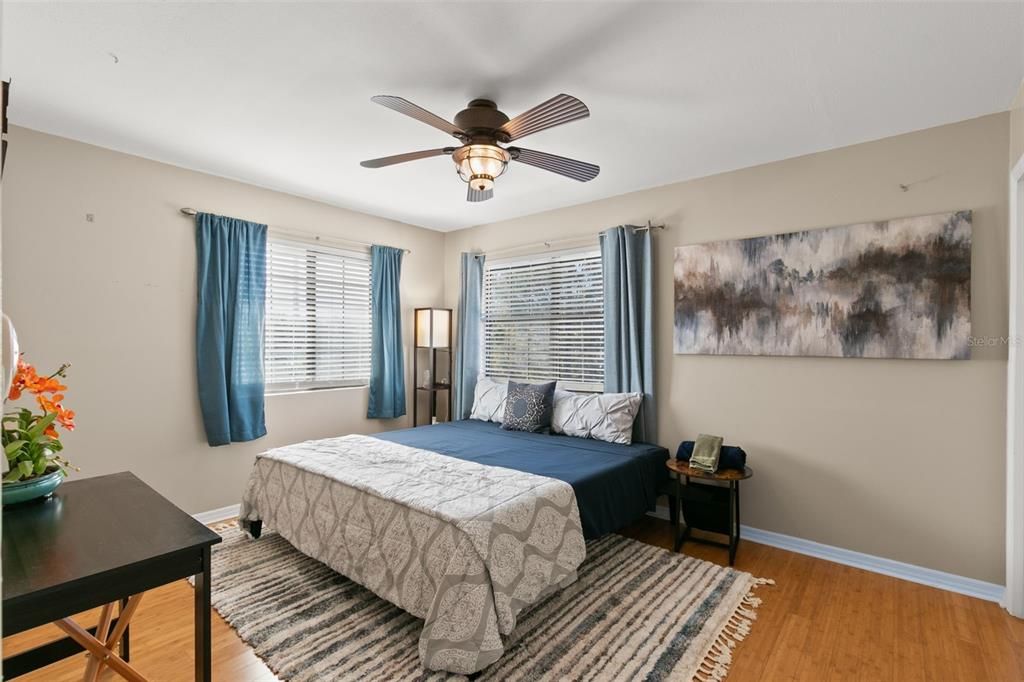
[666,459,753,566]
[2,472,221,680]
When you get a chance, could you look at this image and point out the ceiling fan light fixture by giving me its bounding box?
[453,144,509,188]
[362,95,598,203]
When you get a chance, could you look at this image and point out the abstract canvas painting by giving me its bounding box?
[673,211,972,359]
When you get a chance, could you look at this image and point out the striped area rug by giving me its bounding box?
[209,527,771,681]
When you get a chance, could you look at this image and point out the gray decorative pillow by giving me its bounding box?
[501,381,556,433]
[552,390,643,444]
[469,376,508,423]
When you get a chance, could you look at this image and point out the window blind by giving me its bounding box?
[483,249,604,391]
[265,237,372,393]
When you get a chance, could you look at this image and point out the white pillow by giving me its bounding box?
[469,377,508,423]
[552,390,642,444]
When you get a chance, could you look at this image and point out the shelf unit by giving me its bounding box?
[412,308,453,427]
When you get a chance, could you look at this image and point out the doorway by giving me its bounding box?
[1007,153,1024,617]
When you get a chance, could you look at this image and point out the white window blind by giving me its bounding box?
[265,237,372,393]
[483,249,604,391]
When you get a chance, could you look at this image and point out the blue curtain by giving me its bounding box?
[601,225,656,443]
[368,245,406,419]
[195,213,267,446]
[453,252,485,420]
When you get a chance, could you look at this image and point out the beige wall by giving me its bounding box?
[1013,80,1024,169]
[445,113,1010,583]
[1,126,445,514]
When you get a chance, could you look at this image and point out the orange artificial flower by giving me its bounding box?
[57,407,76,431]
[36,393,76,432]
[36,393,60,414]
[32,375,68,394]
[8,357,36,401]
[8,356,68,400]
[7,355,76,434]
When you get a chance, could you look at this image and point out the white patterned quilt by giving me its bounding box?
[238,434,586,674]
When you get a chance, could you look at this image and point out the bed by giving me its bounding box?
[375,419,669,539]
[238,419,668,674]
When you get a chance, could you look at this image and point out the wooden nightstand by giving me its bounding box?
[666,458,753,566]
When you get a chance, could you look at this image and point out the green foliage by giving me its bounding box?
[2,408,69,483]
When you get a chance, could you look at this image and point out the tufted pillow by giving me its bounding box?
[552,390,643,444]
[469,376,509,423]
[501,381,556,433]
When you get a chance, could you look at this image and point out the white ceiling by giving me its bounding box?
[4,2,1023,232]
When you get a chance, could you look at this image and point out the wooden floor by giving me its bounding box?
[5,516,1023,681]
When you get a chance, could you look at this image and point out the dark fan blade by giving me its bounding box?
[371,96,465,138]
[510,147,599,182]
[360,148,454,168]
[467,185,493,202]
[499,94,590,141]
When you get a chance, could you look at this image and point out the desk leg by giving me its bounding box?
[194,545,212,682]
[120,597,131,662]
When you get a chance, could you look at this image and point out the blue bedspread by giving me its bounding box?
[375,420,669,539]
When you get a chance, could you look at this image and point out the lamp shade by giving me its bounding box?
[415,308,451,348]
[453,145,510,192]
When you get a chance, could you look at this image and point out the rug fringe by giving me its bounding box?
[692,577,774,682]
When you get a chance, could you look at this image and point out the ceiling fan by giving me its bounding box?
[360,94,599,202]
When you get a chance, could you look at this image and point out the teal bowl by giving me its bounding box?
[2,468,65,506]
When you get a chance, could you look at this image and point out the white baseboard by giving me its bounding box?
[646,506,1005,603]
[647,505,673,522]
[193,503,240,525]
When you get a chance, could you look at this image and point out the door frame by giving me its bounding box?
[1007,152,1024,616]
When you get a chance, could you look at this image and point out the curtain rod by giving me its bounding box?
[625,222,667,233]
[484,222,666,259]
[178,207,412,254]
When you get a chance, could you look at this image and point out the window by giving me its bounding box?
[483,249,604,391]
[264,237,372,393]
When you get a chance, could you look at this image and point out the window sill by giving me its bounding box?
[265,385,368,398]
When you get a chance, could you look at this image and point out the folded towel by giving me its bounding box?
[689,434,723,473]
[676,440,747,471]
